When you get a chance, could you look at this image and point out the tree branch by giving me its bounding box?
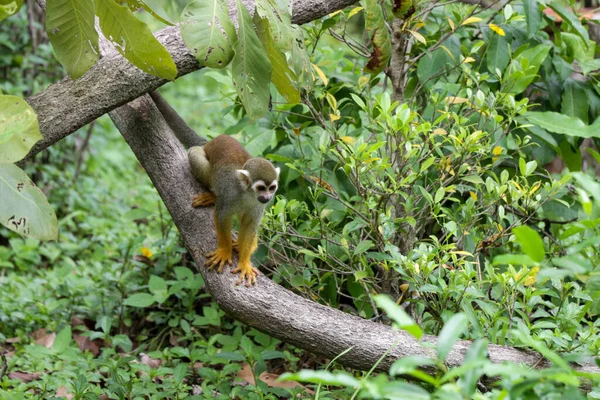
[108,94,600,391]
[24,0,359,160]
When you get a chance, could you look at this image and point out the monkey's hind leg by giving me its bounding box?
[192,192,216,208]
[205,209,233,273]
[230,212,260,286]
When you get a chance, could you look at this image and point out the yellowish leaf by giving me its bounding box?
[330,113,341,121]
[363,157,381,163]
[439,45,456,61]
[408,29,426,45]
[448,18,455,31]
[348,6,363,19]
[489,23,505,36]
[524,267,539,286]
[464,56,476,63]
[340,136,356,144]
[328,10,341,18]
[493,146,503,155]
[451,250,473,256]
[433,128,447,135]
[469,191,477,201]
[358,75,370,88]
[461,16,482,26]
[325,92,337,110]
[445,96,469,104]
[312,63,328,86]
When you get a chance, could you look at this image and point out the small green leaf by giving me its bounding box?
[53,326,72,353]
[0,95,42,163]
[181,0,236,69]
[97,0,177,80]
[124,293,155,307]
[437,313,467,361]
[46,0,100,79]
[173,363,188,382]
[374,294,423,339]
[280,370,361,388]
[231,0,272,119]
[0,164,58,240]
[354,240,374,255]
[149,274,167,293]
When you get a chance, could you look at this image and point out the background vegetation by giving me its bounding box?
[1,0,600,398]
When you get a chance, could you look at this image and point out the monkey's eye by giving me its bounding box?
[269,185,277,191]
[256,185,266,191]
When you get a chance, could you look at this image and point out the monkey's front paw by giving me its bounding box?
[231,260,260,287]
[205,247,233,273]
[192,192,216,208]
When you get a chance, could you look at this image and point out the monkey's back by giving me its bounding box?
[203,135,251,169]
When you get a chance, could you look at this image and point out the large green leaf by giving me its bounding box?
[548,2,589,48]
[561,78,588,123]
[96,0,177,80]
[512,226,545,262]
[255,0,293,50]
[0,95,42,164]
[180,0,236,69]
[0,164,58,241]
[0,0,22,22]
[255,15,299,103]
[486,33,510,74]
[364,0,391,75]
[46,0,99,79]
[505,44,550,94]
[231,0,272,120]
[522,0,541,39]
[523,111,600,138]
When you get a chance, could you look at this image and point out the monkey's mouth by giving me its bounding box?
[258,196,271,204]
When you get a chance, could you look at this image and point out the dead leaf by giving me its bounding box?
[193,362,204,372]
[73,334,100,357]
[236,363,312,393]
[8,371,41,383]
[5,337,20,344]
[32,329,56,348]
[56,386,74,399]
[71,315,86,328]
[140,353,162,369]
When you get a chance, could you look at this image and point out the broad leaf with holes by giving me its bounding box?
[96,0,177,80]
[255,0,293,50]
[364,0,391,74]
[181,0,236,69]
[0,95,42,164]
[0,164,58,240]
[47,0,99,79]
[231,0,271,119]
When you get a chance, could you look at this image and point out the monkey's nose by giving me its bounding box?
[258,195,271,204]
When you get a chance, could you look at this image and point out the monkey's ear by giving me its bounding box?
[275,167,280,178]
[236,170,251,188]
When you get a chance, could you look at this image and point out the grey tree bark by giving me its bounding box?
[109,95,599,391]
[24,0,359,160]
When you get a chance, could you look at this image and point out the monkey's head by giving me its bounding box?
[237,158,280,204]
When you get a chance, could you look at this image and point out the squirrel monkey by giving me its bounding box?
[149,91,279,286]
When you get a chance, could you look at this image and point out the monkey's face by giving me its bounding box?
[252,180,278,204]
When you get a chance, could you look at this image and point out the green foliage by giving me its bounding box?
[231,0,272,120]
[46,0,99,79]
[96,0,177,80]
[0,94,41,163]
[0,0,22,21]
[0,164,58,240]
[180,0,236,69]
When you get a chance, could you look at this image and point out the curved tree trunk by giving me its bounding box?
[109,94,599,391]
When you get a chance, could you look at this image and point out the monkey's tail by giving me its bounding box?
[150,90,207,148]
